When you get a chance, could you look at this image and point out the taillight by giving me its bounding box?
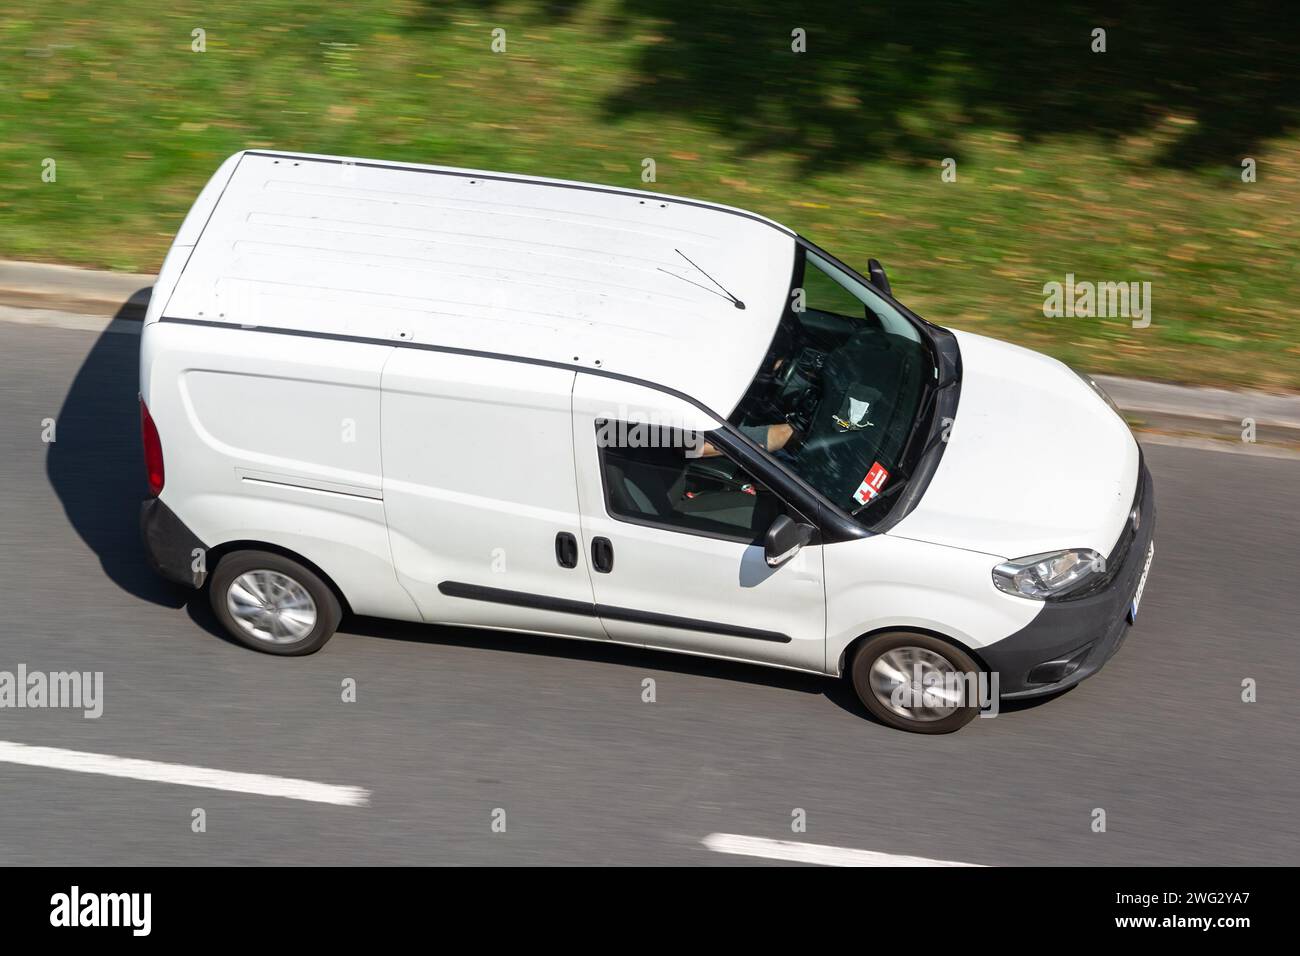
[139,395,165,496]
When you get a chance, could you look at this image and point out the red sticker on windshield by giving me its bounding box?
[853,461,889,505]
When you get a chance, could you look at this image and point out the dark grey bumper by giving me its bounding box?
[981,457,1156,699]
[140,497,208,589]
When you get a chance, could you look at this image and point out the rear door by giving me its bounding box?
[571,374,826,671]
[381,350,606,641]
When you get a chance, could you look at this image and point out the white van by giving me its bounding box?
[139,149,1154,733]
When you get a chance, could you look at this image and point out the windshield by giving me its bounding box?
[727,244,933,519]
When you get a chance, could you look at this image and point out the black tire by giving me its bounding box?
[209,550,342,656]
[850,632,985,734]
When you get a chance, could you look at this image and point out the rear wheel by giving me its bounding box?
[850,632,984,733]
[209,550,341,655]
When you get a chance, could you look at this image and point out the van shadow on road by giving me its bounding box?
[46,293,188,609]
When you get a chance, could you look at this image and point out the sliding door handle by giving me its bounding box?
[591,536,614,573]
[555,532,578,569]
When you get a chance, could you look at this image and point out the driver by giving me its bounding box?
[698,351,803,458]
[698,423,795,458]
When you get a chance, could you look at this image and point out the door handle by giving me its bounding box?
[591,536,614,574]
[555,532,578,569]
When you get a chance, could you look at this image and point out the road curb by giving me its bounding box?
[0,259,152,318]
[1093,375,1300,429]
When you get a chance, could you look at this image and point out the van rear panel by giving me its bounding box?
[140,320,420,621]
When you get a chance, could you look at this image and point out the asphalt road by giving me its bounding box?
[0,319,1295,866]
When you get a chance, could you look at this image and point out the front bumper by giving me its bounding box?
[140,497,208,588]
[980,457,1156,699]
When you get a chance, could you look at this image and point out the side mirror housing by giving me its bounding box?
[764,514,815,567]
[867,258,892,297]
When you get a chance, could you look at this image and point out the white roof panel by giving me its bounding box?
[165,150,798,415]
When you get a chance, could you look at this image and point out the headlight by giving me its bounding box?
[993,549,1104,600]
[1072,368,1122,417]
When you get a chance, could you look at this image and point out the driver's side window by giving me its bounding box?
[596,421,783,542]
[799,247,922,345]
[801,251,870,320]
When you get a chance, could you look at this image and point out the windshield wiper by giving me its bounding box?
[901,372,953,462]
[851,474,908,516]
[851,376,954,517]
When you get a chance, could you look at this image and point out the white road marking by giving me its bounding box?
[0,740,369,807]
[702,833,985,867]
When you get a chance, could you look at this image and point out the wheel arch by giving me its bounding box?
[205,539,354,616]
[835,625,992,678]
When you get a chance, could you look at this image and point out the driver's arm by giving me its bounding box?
[764,423,795,452]
[699,423,794,457]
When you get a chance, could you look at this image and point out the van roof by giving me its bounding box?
[163,150,799,416]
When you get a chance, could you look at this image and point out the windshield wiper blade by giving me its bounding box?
[902,374,953,460]
[851,476,907,516]
[658,249,746,310]
[852,378,955,517]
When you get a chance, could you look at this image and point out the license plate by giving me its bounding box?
[1127,541,1154,624]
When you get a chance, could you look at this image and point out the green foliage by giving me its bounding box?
[2,1,1297,387]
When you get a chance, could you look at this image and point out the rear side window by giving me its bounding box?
[596,421,785,542]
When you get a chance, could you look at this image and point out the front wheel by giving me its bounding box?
[209,550,341,655]
[850,632,984,733]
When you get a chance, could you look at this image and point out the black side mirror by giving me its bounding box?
[764,514,815,567]
[867,258,892,297]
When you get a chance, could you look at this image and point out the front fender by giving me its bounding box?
[823,533,1041,675]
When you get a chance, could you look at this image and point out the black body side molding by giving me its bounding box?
[437,581,791,644]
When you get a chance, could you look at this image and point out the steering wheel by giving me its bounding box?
[775,354,797,388]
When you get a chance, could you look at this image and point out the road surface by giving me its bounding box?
[0,319,1295,865]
